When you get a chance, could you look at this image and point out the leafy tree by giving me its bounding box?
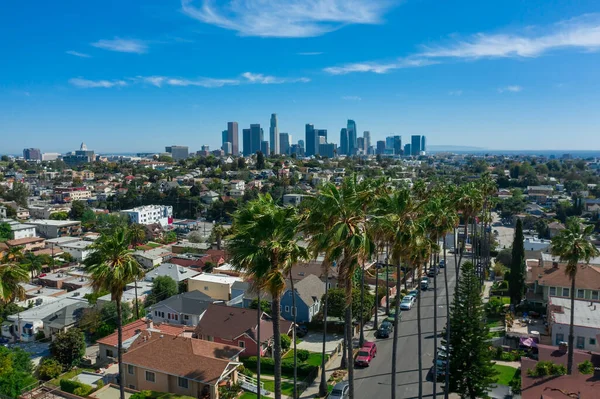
[508,219,526,305]
[49,328,86,369]
[37,358,63,380]
[0,263,29,304]
[446,262,498,398]
[144,276,178,306]
[0,222,11,242]
[280,334,291,351]
[250,298,271,313]
[0,346,36,398]
[69,200,86,220]
[49,212,69,220]
[3,182,30,207]
[256,151,265,169]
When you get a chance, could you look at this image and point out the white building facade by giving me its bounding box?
[121,205,173,226]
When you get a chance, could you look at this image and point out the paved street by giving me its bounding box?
[353,254,458,399]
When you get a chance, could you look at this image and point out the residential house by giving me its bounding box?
[148,290,215,326]
[143,263,201,285]
[289,260,340,288]
[122,332,243,399]
[96,318,187,364]
[282,194,308,207]
[527,185,553,204]
[26,219,82,238]
[134,247,173,269]
[526,258,600,306]
[280,274,325,323]
[41,300,90,338]
[200,191,220,204]
[187,273,242,301]
[520,344,600,399]
[229,180,245,191]
[3,220,37,240]
[548,221,566,238]
[57,239,94,261]
[194,304,293,357]
[5,236,45,252]
[548,296,600,350]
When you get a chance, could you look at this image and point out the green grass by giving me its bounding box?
[494,364,519,385]
[489,331,506,338]
[146,242,161,248]
[238,381,295,399]
[282,351,327,367]
[486,317,503,328]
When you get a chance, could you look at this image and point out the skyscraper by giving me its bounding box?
[227,122,239,156]
[393,135,402,155]
[385,136,395,151]
[319,143,336,158]
[404,144,411,156]
[250,124,263,154]
[376,141,386,155]
[357,137,364,153]
[279,132,291,155]
[269,113,279,155]
[305,124,318,157]
[169,145,189,161]
[221,130,228,148]
[23,148,41,161]
[411,135,421,156]
[260,140,269,155]
[421,136,426,153]
[317,129,327,142]
[242,128,251,156]
[222,142,232,155]
[363,131,371,152]
[347,120,357,155]
[339,128,349,155]
[298,140,304,149]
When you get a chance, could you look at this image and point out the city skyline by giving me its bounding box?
[3,1,600,153]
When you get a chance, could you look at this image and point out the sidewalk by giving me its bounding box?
[482,280,493,303]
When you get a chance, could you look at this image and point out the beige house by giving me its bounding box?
[187,273,242,301]
[122,332,242,399]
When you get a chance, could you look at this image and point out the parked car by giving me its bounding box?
[408,289,419,298]
[296,325,308,338]
[420,277,429,290]
[355,342,377,367]
[439,259,446,268]
[427,267,439,277]
[384,310,402,324]
[400,295,416,310]
[376,320,393,338]
[329,382,349,399]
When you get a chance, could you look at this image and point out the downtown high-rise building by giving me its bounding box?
[376,141,386,155]
[23,148,42,161]
[251,124,264,154]
[166,145,189,161]
[339,128,349,155]
[317,129,327,142]
[421,136,427,153]
[279,132,291,155]
[260,140,269,155]
[269,113,279,155]
[357,137,364,153]
[394,135,402,155]
[363,131,371,152]
[385,136,395,150]
[224,122,239,156]
[404,144,411,156]
[347,119,357,155]
[242,128,251,156]
[305,124,318,157]
[411,135,421,156]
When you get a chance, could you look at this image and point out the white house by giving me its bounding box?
[6,221,37,240]
[548,296,600,351]
[121,205,173,227]
[143,263,200,284]
[148,290,215,326]
[133,247,173,269]
[58,239,94,261]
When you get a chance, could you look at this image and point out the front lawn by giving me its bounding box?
[146,242,162,248]
[282,350,327,367]
[494,364,519,385]
[485,317,503,328]
[238,381,294,399]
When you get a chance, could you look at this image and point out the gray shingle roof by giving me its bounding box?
[288,274,325,306]
[148,290,215,315]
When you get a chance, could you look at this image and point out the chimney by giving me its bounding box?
[146,319,153,330]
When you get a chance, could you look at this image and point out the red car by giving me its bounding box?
[354,341,377,367]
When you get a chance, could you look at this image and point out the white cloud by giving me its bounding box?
[69,78,128,88]
[421,14,600,59]
[298,52,324,56]
[241,72,310,84]
[181,0,397,38]
[498,85,523,93]
[448,90,463,96]
[91,38,148,54]
[324,58,436,75]
[341,95,362,101]
[166,77,240,87]
[66,50,91,58]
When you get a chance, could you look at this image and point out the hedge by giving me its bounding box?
[60,379,93,396]
[241,357,318,378]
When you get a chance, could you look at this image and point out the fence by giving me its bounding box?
[238,374,269,396]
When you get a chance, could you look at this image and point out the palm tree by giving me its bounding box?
[454,183,483,281]
[551,217,599,374]
[127,224,146,319]
[2,246,25,263]
[302,176,373,399]
[84,228,144,399]
[229,194,307,399]
[23,252,43,282]
[0,262,29,304]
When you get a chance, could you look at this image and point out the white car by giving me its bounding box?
[400,295,415,310]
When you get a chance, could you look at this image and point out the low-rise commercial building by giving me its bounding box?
[26,219,82,238]
[121,205,173,227]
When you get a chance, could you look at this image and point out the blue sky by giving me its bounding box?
[2,0,600,154]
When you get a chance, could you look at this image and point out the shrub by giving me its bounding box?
[527,361,567,377]
[280,334,291,351]
[60,379,93,395]
[242,356,317,378]
[509,373,521,394]
[73,386,93,397]
[130,391,153,399]
[38,358,63,380]
[578,360,594,375]
[96,380,104,389]
[35,330,46,341]
[297,349,310,362]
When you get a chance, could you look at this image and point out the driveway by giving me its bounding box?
[297,332,343,354]
[492,213,515,250]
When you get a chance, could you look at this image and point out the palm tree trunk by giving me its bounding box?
[319,274,329,396]
[443,237,450,399]
[289,275,298,399]
[359,261,365,348]
[374,260,379,329]
[391,260,402,399]
[386,245,390,315]
[116,299,125,399]
[272,296,283,399]
[256,288,261,399]
[417,263,423,399]
[567,274,576,374]
[433,251,438,399]
[345,279,355,399]
[341,323,347,369]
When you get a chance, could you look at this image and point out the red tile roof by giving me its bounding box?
[96,318,186,348]
[527,262,600,291]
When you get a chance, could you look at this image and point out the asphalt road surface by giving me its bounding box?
[354,254,459,399]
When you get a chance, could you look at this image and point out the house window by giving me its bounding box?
[590,338,597,346]
[577,289,585,299]
[238,341,245,348]
[549,287,556,296]
[129,385,136,390]
[145,371,155,382]
[184,315,189,320]
[576,336,585,349]
[178,377,188,389]
[106,349,114,358]
[154,311,158,317]
[593,291,599,301]
[285,306,290,313]
[128,365,134,375]
[563,288,570,297]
